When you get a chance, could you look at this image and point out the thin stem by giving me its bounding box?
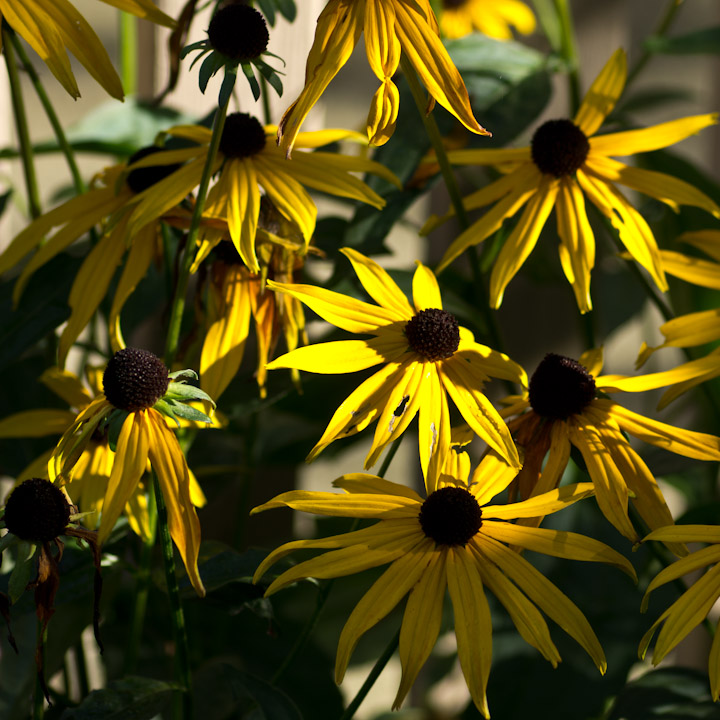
[164,99,229,366]
[8,31,85,194]
[625,0,683,91]
[338,630,400,720]
[119,13,138,96]
[33,619,46,720]
[124,479,159,674]
[553,0,581,116]
[260,74,272,126]
[74,639,90,700]
[153,472,193,719]
[3,25,42,219]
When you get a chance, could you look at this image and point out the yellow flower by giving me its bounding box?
[126,115,400,273]
[49,348,211,596]
[503,348,720,546]
[0,364,208,541]
[266,248,525,478]
[198,204,312,402]
[252,453,635,717]
[636,229,720,406]
[276,0,490,157]
[423,48,720,313]
[640,524,720,700]
[439,0,535,40]
[0,0,175,99]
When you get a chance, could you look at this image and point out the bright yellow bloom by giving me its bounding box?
[423,49,720,313]
[49,349,209,596]
[640,524,720,700]
[439,0,535,40]
[637,230,720,406]
[277,0,490,157]
[0,0,174,99]
[266,248,525,479]
[503,348,720,546]
[252,453,635,717]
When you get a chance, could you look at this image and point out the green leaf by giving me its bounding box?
[165,381,216,407]
[199,52,224,95]
[59,676,181,720]
[219,65,239,107]
[168,369,199,382]
[164,401,213,424]
[645,27,720,55]
[240,62,261,101]
[106,409,130,453]
[8,542,36,603]
[256,0,275,25]
[221,664,303,720]
[275,0,296,22]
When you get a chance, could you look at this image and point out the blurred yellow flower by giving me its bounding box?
[440,0,535,40]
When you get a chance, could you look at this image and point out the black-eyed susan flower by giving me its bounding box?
[252,451,635,717]
[198,200,311,401]
[0,365,209,538]
[636,230,720,406]
[125,116,400,273]
[0,478,103,702]
[423,48,720,313]
[276,0,490,157]
[266,247,525,477]
[0,148,184,367]
[439,0,535,40]
[503,349,720,545]
[0,0,175,100]
[639,524,720,699]
[49,348,215,597]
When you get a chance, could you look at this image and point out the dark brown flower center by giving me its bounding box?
[220,113,267,159]
[3,478,71,543]
[531,119,590,177]
[404,308,460,361]
[207,4,269,60]
[528,353,596,419]
[125,146,182,194]
[443,0,468,7]
[419,486,482,546]
[103,347,169,411]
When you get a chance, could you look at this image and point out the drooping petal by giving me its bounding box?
[394,548,446,708]
[573,48,626,137]
[277,0,364,157]
[394,0,489,137]
[40,367,92,409]
[446,546,492,718]
[418,362,452,491]
[590,113,718,157]
[480,534,607,672]
[367,79,400,145]
[225,158,261,273]
[97,412,149,545]
[0,409,77,438]
[335,537,434,682]
[265,280,400,334]
[490,177,560,308]
[147,411,205,597]
[341,248,413,319]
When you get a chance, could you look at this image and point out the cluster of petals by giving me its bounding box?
[439,0,536,40]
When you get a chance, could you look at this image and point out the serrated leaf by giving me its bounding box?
[59,676,181,720]
[221,664,303,720]
[8,542,37,603]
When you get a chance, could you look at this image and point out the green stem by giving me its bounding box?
[153,472,193,719]
[119,13,138,96]
[625,0,683,91]
[3,25,42,219]
[164,99,229,366]
[260,74,272,126]
[338,630,400,720]
[553,0,581,116]
[74,639,90,700]
[33,619,46,720]
[124,479,159,674]
[8,31,85,194]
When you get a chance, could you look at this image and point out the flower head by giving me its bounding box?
[266,248,525,478]
[252,451,635,716]
[276,0,490,157]
[423,49,720,313]
[439,0,536,40]
[49,348,215,597]
[0,0,175,99]
[503,348,720,546]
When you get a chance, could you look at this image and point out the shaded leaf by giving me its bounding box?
[645,28,720,55]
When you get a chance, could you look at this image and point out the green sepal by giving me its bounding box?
[0,531,17,555]
[9,541,38,603]
[219,65,238,107]
[181,39,209,59]
[153,399,181,428]
[106,409,130,453]
[165,401,213,425]
[252,57,284,97]
[199,52,225,95]
[240,61,260,101]
[165,381,216,408]
[68,511,97,524]
[168,369,199,382]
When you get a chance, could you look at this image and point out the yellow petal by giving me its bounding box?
[484,482,595,520]
[99,0,175,28]
[573,48,626,137]
[418,361,452,490]
[333,474,423,501]
[0,409,77,438]
[660,250,720,290]
[412,261,442,311]
[367,79,400,145]
[40,367,92,409]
